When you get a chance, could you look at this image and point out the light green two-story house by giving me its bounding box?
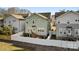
[24,13,50,38]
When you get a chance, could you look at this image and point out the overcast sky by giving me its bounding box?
[2,7,79,15]
[20,7,79,14]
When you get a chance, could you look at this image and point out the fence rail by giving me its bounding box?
[11,32,79,49]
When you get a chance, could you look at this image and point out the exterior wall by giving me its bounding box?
[4,16,24,33]
[51,15,55,25]
[56,13,79,39]
[25,14,49,36]
[0,20,3,26]
[19,20,25,32]
[56,13,79,24]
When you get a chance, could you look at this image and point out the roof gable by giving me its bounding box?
[56,12,79,18]
[11,14,24,19]
[26,13,49,21]
[39,12,51,19]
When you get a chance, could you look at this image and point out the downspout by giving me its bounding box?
[46,31,51,40]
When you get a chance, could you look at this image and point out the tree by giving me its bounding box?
[1,26,12,35]
[0,8,6,14]
[76,10,79,13]
[59,9,66,13]
[66,10,74,12]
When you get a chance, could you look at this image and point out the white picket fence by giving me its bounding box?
[11,32,79,49]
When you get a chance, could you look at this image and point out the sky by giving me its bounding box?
[2,7,79,15]
[21,7,79,14]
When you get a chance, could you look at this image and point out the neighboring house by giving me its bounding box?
[24,13,50,38]
[56,12,79,40]
[7,7,30,14]
[4,14,25,33]
[50,15,56,31]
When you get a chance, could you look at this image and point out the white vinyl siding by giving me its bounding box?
[56,13,79,38]
[25,14,49,36]
[4,16,24,33]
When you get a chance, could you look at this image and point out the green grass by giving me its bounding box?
[0,35,11,40]
[0,41,35,51]
[0,35,35,51]
[0,42,24,51]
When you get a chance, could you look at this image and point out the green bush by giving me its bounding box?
[0,27,4,34]
[0,25,12,35]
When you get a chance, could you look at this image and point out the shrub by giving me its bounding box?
[0,27,4,34]
[0,25,12,35]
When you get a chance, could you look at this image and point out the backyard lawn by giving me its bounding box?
[0,42,24,51]
[0,35,11,40]
[0,41,35,51]
[0,35,35,51]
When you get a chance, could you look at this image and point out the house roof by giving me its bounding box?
[35,13,48,20]
[38,12,51,19]
[26,13,49,21]
[55,12,65,18]
[11,14,24,19]
[56,12,79,18]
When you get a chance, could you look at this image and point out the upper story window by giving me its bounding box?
[60,32,62,34]
[76,31,78,34]
[75,19,79,22]
[64,32,66,34]
[75,19,77,22]
[67,22,70,24]
[58,21,60,24]
[68,30,70,33]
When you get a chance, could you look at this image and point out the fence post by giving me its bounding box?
[76,40,79,49]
